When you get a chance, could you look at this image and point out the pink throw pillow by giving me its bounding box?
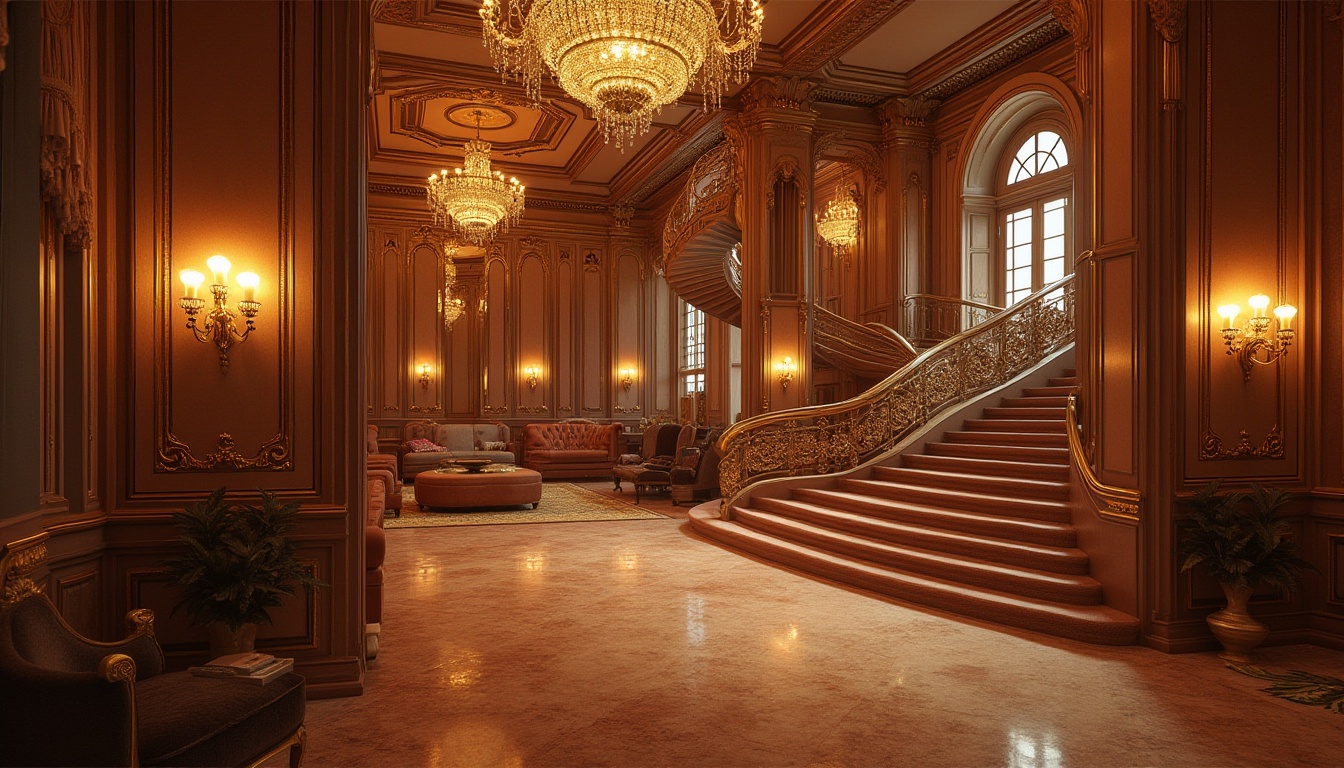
[407,438,445,453]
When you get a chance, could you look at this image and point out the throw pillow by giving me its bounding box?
[481,440,507,451]
[407,438,445,453]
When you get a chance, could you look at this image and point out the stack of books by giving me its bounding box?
[190,652,294,685]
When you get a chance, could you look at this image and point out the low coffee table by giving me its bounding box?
[414,465,543,511]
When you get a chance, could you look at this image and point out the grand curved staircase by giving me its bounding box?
[691,277,1141,646]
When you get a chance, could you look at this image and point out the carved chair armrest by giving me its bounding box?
[0,657,137,766]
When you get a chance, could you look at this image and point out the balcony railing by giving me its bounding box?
[661,142,737,268]
[901,294,1003,348]
[813,305,917,378]
[716,275,1076,514]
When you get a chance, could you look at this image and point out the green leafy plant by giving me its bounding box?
[162,488,326,631]
[1179,480,1315,592]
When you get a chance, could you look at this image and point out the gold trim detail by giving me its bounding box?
[718,275,1076,514]
[1200,426,1284,460]
[97,653,137,683]
[245,724,306,768]
[1066,394,1140,522]
[0,533,50,605]
[157,432,292,471]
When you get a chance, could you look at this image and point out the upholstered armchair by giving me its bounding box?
[0,536,307,768]
[617,423,695,466]
[367,425,402,516]
[669,428,723,506]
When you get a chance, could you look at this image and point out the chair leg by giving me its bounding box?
[290,725,307,768]
[613,477,622,491]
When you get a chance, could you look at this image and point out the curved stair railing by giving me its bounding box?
[813,305,918,378]
[902,294,1004,347]
[716,275,1076,515]
[1066,393,1141,522]
[661,142,737,268]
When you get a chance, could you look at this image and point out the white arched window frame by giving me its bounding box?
[995,124,1074,307]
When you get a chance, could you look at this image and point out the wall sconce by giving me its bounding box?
[524,365,541,389]
[775,356,796,391]
[619,368,636,392]
[1217,294,1297,381]
[419,363,432,390]
[178,254,261,372]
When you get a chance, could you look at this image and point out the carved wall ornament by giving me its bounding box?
[918,20,1068,102]
[878,96,940,130]
[814,132,887,192]
[740,76,818,117]
[765,156,810,211]
[156,432,293,472]
[40,0,92,246]
[0,534,49,606]
[1200,426,1285,461]
[1146,0,1188,43]
[373,0,414,25]
[559,249,571,262]
[609,205,635,228]
[518,234,548,251]
[944,138,961,162]
[783,0,911,73]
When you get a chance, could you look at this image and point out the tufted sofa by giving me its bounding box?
[521,420,622,479]
[399,420,517,480]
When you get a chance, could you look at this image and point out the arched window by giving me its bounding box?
[998,127,1073,306]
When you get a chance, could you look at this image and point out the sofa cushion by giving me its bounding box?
[433,424,476,452]
[472,423,508,449]
[406,438,444,453]
[526,449,611,463]
[481,440,508,451]
[137,671,305,767]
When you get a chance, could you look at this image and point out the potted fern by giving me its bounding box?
[162,488,324,657]
[1179,481,1314,662]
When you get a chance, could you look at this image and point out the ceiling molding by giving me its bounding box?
[779,0,919,74]
[369,177,609,213]
[624,121,726,205]
[916,19,1067,102]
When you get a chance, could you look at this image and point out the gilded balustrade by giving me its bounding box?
[660,142,738,268]
[1066,393,1140,521]
[902,294,1004,347]
[716,276,1076,515]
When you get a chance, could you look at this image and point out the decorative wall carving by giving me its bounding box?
[0,534,49,605]
[783,0,913,73]
[878,96,941,130]
[919,21,1068,102]
[740,76,817,116]
[814,132,887,192]
[1200,427,1285,461]
[1148,0,1187,107]
[157,432,292,471]
[609,205,634,228]
[40,0,92,245]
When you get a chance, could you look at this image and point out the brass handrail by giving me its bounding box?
[716,275,1076,515]
[1065,393,1140,522]
[901,293,1004,347]
[813,304,917,377]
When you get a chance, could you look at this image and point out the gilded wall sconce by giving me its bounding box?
[1216,294,1297,381]
[619,368,636,392]
[178,254,261,372]
[524,365,541,389]
[419,363,432,390]
[775,357,796,391]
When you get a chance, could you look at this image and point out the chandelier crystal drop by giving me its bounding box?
[426,113,526,246]
[480,0,764,148]
[816,183,860,255]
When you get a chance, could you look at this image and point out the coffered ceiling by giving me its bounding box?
[369,0,1055,213]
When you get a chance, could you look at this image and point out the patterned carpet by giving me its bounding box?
[385,482,670,529]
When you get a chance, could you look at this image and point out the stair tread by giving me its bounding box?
[872,466,1070,492]
[734,508,1102,602]
[690,510,1140,645]
[901,454,1070,479]
[797,487,1074,530]
[926,443,1069,463]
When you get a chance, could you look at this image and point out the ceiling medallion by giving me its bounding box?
[816,180,860,256]
[445,103,516,131]
[480,0,764,149]
[425,110,526,245]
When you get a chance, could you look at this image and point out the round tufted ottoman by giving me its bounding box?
[414,467,543,511]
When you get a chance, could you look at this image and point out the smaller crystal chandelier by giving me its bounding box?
[426,110,525,246]
[441,241,467,329]
[480,0,764,148]
[816,180,860,258]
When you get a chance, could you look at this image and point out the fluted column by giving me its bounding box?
[879,96,939,309]
[729,76,818,417]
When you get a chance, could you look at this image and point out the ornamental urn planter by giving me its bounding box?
[208,621,258,658]
[1206,583,1269,664]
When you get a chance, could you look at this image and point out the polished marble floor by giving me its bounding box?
[300,505,1344,767]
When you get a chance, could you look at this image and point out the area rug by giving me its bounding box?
[385,482,669,529]
[1228,663,1344,715]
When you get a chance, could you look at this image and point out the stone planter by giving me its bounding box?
[207,622,258,658]
[1206,583,1269,663]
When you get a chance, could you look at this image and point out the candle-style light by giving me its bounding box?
[178,255,262,372]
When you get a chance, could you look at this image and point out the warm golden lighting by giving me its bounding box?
[619,367,636,391]
[178,254,261,372]
[480,0,764,148]
[524,365,541,389]
[441,240,468,329]
[1218,293,1297,381]
[774,356,796,391]
[426,112,525,245]
[419,363,432,390]
[816,183,860,255]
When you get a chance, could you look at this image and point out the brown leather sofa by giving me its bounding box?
[366,468,393,659]
[521,420,622,479]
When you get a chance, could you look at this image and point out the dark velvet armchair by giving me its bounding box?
[670,428,723,506]
[0,535,307,768]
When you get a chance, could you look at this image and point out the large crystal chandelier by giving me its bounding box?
[426,111,526,246]
[480,0,764,148]
[441,241,467,329]
[816,182,860,257]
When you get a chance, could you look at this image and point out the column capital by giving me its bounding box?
[878,95,940,136]
[739,76,819,129]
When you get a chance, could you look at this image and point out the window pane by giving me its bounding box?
[1043,258,1065,283]
[1044,237,1064,259]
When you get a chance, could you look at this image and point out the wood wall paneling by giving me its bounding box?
[555,254,575,416]
[379,237,401,416]
[1098,253,1137,481]
[409,243,440,415]
[580,260,605,415]
[518,251,549,412]
[484,257,508,413]
[1097,0,1137,247]
[614,252,643,416]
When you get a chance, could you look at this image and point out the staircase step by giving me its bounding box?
[840,478,1071,520]
[752,497,1089,574]
[981,406,1067,420]
[735,509,1102,604]
[1047,377,1079,387]
[942,430,1068,447]
[1000,395,1070,407]
[689,509,1141,646]
[794,488,1076,545]
[871,466,1070,500]
[962,418,1066,433]
[902,453,1069,481]
[1021,385,1077,397]
[925,442,1069,464]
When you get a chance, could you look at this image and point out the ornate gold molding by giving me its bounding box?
[814,132,887,192]
[1066,395,1140,522]
[483,405,508,414]
[1200,426,1285,461]
[781,0,914,73]
[157,432,292,472]
[0,533,49,606]
[408,403,442,413]
[918,21,1068,102]
[740,76,817,118]
[1147,0,1187,107]
[40,0,92,245]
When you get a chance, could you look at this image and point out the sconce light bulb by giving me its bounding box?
[205,254,231,285]
[180,269,204,299]
[1216,304,1240,327]
[421,363,430,375]
[236,271,259,303]
[1247,294,1270,316]
[1273,304,1297,329]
